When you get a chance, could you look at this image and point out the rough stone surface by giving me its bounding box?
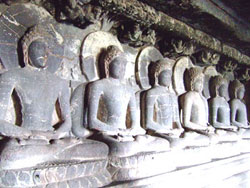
[135,46,163,90]
[173,56,194,95]
[0,160,110,187]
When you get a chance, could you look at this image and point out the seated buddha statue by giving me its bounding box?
[180,67,216,146]
[143,59,184,147]
[0,26,108,170]
[208,75,238,141]
[229,80,250,138]
[87,53,170,158]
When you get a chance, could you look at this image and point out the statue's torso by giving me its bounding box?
[188,91,207,126]
[8,68,65,131]
[230,99,248,126]
[210,96,230,125]
[95,78,133,129]
[154,87,177,127]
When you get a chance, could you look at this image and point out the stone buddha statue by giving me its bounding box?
[180,67,215,146]
[208,75,238,141]
[144,59,184,146]
[229,80,250,137]
[0,26,108,171]
[87,52,170,158]
[209,76,238,131]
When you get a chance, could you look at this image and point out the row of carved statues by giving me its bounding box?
[0,26,249,186]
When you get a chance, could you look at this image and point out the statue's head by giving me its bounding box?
[22,25,64,74]
[22,26,49,69]
[151,59,172,87]
[108,55,127,80]
[102,45,123,78]
[186,67,204,93]
[210,75,228,98]
[229,80,245,100]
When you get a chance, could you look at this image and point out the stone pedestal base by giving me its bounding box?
[108,151,176,181]
[112,153,250,187]
[238,139,250,153]
[0,160,111,188]
[171,147,212,167]
[209,141,240,159]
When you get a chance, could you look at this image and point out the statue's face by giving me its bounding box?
[28,40,47,68]
[218,84,227,98]
[158,70,171,87]
[109,57,126,80]
[193,77,204,93]
[237,87,245,100]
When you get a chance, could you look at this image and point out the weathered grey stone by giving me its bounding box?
[2,171,16,187]
[135,46,163,90]
[19,171,31,186]
[0,3,52,70]
[173,56,194,96]
[229,80,250,138]
[143,58,184,148]
[0,20,110,187]
[203,66,219,99]
[81,31,123,81]
[179,67,217,146]
[208,75,239,141]
[86,48,171,180]
[0,160,110,187]
[109,152,175,181]
[67,178,80,187]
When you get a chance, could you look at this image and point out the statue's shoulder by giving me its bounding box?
[0,68,24,80]
[146,87,160,96]
[208,97,218,105]
[229,98,241,105]
[45,71,68,87]
[183,91,195,98]
[89,78,108,89]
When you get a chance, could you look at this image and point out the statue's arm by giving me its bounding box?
[0,74,14,120]
[209,105,226,128]
[145,93,162,131]
[173,95,183,129]
[0,120,31,138]
[204,97,209,123]
[0,74,31,138]
[88,83,114,132]
[182,94,207,131]
[56,81,72,135]
[128,91,145,134]
[209,101,235,130]
[129,91,139,128]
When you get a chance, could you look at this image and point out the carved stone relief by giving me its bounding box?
[0,3,52,70]
[0,2,249,187]
[203,66,219,99]
[81,31,123,82]
[135,46,163,90]
[173,56,194,96]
